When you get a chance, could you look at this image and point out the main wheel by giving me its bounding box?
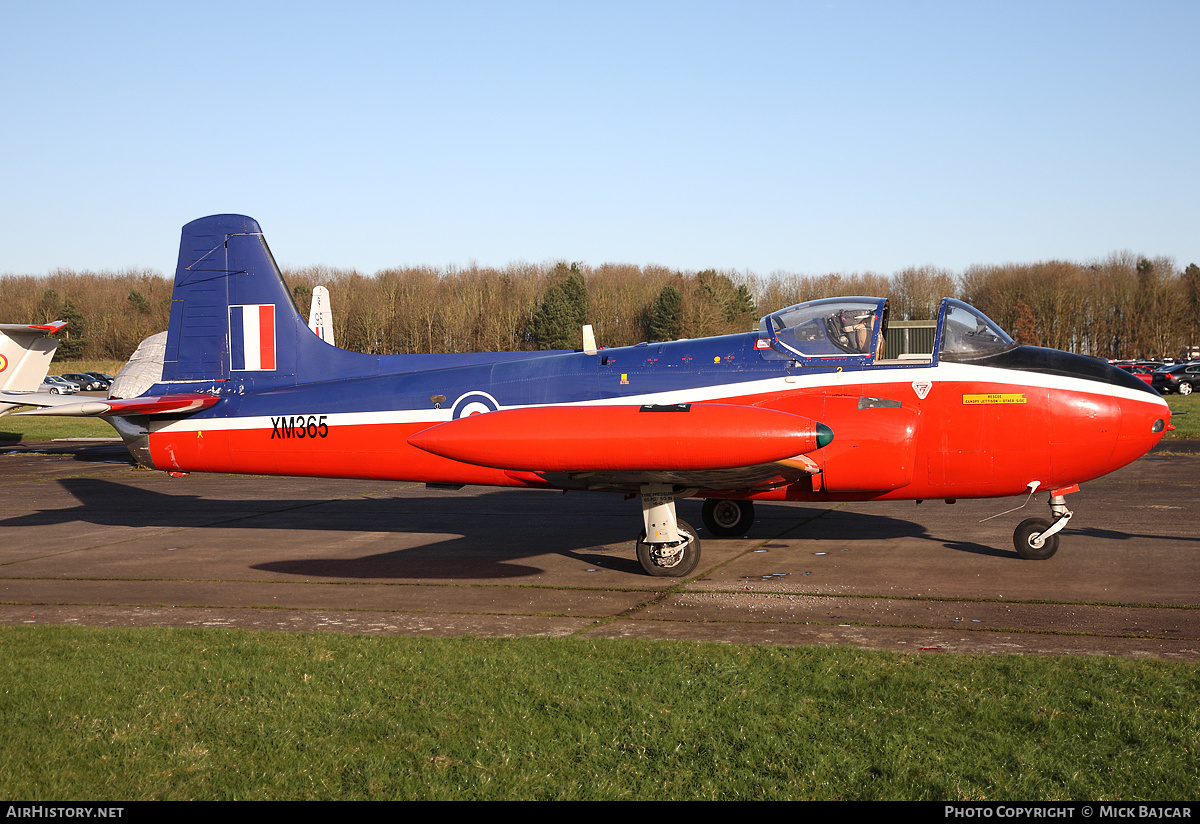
[636,518,701,577]
[1013,517,1059,560]
[701,499,755,537]
[1180,382,1193,395]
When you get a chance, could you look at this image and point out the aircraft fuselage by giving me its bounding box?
[143,330,1168,504]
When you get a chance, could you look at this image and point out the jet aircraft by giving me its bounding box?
[0,320,67,415]
[8,215,1172,576]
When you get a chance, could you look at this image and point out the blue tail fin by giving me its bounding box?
[162,215,333,387]
[159,214,555,391]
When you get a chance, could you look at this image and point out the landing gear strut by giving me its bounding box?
[636,484,702,577]
[1012,494,1073,560]
[701,499,755,537]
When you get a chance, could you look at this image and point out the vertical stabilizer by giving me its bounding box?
[0,322,65,413]
[157,215,407,393]
[308,285,335,346]
[161,215,307,386]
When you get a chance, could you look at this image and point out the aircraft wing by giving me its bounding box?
[408,402,832,491]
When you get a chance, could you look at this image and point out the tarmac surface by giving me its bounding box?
[1,437,1198,660]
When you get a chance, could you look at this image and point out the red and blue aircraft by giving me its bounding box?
[13,215,1172,576]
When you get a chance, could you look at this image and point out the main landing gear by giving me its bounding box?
[1012,493,1073,560]
[701,498,755,538]
[636,484,701,577]
[633,490,759,576]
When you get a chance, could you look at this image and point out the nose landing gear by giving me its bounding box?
[1012,492,1074,560]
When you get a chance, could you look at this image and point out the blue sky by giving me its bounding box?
[2,1,1197,278]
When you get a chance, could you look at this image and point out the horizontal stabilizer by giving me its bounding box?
[408,403,833,472]
[14,392,219,418]
[0,391,82,410]
[0,321,66,334]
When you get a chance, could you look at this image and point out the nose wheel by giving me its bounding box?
[1012,493,1073,560]
[1013,517,1059,560]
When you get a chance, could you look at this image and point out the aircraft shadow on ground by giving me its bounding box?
[0,441,132,463]
[1069,525,1200,544]
[783,507,1006,558]
[0,476,1110,579]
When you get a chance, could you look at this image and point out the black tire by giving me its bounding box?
[1180,382,1193,396]
[701,498,755,537]
[636,518,701,577]
[1013,517,1059,560]
[49,387,59,394]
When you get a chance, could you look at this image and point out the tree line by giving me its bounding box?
[2,253,1197,363]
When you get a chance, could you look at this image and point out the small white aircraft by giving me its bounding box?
[0,321,67,416]
[308,285,335,346]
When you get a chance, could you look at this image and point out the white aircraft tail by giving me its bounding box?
[0,321,65,413]
[308,285,335,346]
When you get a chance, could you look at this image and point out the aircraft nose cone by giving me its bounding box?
[1112,393,1171,467]
[1048,371,1170,482]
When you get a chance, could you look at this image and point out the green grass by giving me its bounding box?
[1163,393,1200,439]
[0,626,1196,800]
[48,360,125,378]
[0,415,118,443]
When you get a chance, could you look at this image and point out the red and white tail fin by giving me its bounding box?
[0,321,65,413]
[308,285,335,346]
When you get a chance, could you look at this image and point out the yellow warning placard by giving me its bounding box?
[962,393,1027,405]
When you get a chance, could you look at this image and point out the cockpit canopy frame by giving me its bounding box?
[755,296,1014,367]
[758,297,888,365]
[934,298,1016,362]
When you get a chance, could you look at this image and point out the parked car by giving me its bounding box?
[86,372,115,385]
[1115,364,1155,385]
[61,372,107,391]
[1151,363,1200,395]
[39,376,80,394]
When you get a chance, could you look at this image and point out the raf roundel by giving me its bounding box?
[452,391,500,419]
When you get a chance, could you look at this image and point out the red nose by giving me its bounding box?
[1049,391,1168,485]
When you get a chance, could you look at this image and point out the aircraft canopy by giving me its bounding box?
[758,297,886,360]
[936,299,1015,361]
